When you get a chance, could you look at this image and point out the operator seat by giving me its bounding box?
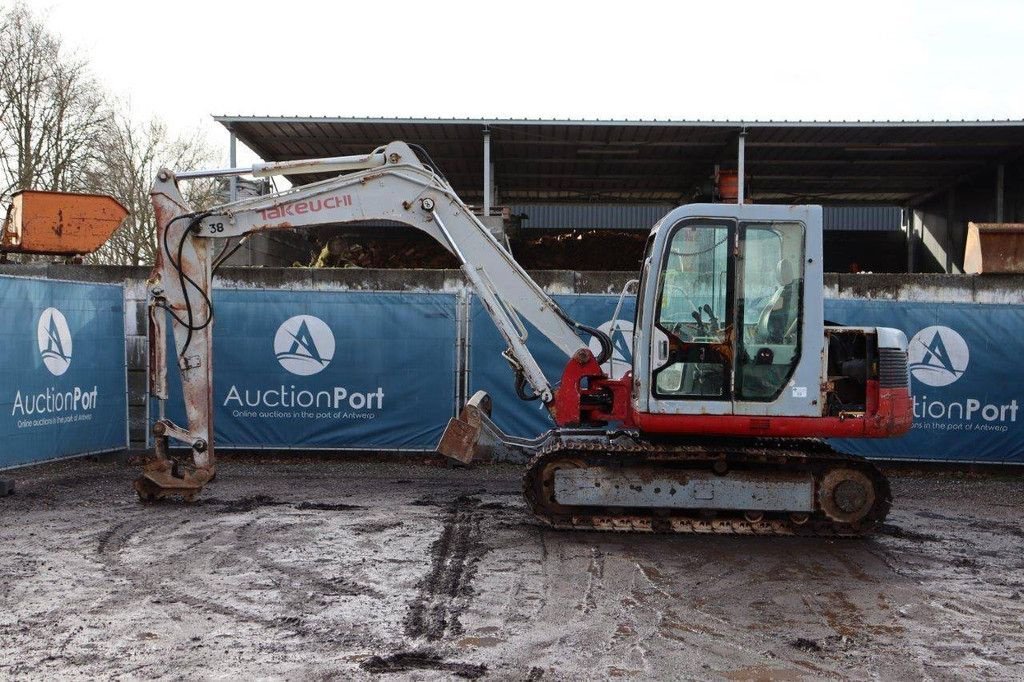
[756,258,799,342]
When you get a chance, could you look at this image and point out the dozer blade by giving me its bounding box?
[2,190,128,256]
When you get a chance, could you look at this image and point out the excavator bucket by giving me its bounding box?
[438,390,543,464]
[2,190,128,256]
[965,222,1024,274]
[438,391,495,464]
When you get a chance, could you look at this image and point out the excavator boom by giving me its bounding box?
[138,141,609,499]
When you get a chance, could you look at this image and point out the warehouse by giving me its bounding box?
[215,117,1024,273]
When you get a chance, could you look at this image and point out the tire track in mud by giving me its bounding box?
[404,495,485,641]
[95,507,385,648]
[96,517,292,628]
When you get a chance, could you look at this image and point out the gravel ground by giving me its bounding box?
[1,455,1022,680]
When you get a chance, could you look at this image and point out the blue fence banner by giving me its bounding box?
[826,299,1024,463]
[469,294,636,438]
[473,294,1024,464]
[0,276,127,469]
[160,290,457,450]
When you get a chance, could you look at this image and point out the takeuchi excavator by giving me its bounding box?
[136,141,912,535]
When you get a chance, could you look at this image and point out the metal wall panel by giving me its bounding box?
[823,206,903,232]
[510,203,673,230]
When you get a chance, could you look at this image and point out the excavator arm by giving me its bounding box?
[138,141,614,500]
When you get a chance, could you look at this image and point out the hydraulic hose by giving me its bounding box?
[577,322,613,366]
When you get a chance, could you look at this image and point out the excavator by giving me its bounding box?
[134,141,913,535]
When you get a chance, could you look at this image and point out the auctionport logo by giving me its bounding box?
[224,313,384,416]
[908,325,968,387]
[274,315,335,376]
[37,307,73,376]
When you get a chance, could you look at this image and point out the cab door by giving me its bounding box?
[647,217,736,415]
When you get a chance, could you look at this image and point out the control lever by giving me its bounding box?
[702,304,719,330]
[691,309,706,335]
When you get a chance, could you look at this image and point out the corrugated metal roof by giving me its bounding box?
[216,115,1024,128]
[215,117,1024,205]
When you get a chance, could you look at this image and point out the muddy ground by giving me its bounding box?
[1,456,1022,680]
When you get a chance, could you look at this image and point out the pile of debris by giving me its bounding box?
[308,228,646,271]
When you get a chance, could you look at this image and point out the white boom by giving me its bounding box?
[139,141,606,499]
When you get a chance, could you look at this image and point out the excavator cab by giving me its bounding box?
[634,204,823,424]
[631,203,911,437]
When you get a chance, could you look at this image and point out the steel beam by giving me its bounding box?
[483,126,492,216]
[996,164,1005,222]
[737,131,746,204]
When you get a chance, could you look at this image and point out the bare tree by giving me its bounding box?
[87,112,220,266]
[0,3,107,199]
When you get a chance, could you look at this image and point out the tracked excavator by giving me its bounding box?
[137,141,912,535]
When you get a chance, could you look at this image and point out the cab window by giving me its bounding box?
[736,222,804,400]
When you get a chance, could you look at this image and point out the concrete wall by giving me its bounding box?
[3,263,1021,451]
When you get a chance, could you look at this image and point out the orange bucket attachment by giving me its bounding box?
[964,222,1024,274]
[2,190,128,256]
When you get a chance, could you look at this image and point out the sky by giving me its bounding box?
[14,0,1024,167]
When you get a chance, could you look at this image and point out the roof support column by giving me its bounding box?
[737,130,746,204]
[946,189,956,274]
[228,131,238,202]
[996,163,1005,223]
[483,126,492,216]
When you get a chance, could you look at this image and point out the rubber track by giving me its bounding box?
[522,436,892,537]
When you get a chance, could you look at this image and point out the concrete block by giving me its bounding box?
[526,270,575,295]
[129,410,150,448]
[45,264,143,284]
[837,273,902,300]
[0,263,49,278]
[123,298,147,337]
[214,267,313,291]
[972,274,1024,304]
[128,371,148,406]
[310,267,455,292]
[575,271,637,295]
[125,336,148,371]
[823,273,840,301]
